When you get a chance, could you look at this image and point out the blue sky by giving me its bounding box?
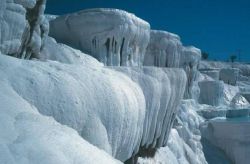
[46,0,250,62]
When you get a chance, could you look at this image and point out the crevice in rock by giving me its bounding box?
[105,38,110,60]
[124,147,157,164]
[120,37,125,66]
[17,0,45,59]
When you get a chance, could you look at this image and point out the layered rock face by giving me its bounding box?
[49,8,150,66]
[0,0,48,59]
[144,30,182,67]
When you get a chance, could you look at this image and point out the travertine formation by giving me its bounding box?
[199,69,220,80]
[181,46,201,99]
[2,1,250,164]
[198,81,224,106]
[49,8,150,66]
[144,30,182,67]
[219,68,239,85]
[0,0,48,59]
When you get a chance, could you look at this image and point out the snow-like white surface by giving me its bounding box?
[0,55,122,164]
[144,30,182,67]
[198,78,248,107]
[0,0,48,59]
[41,38,188,160]
[115,67,187,149]
[143,30,202,101]
[200,61,250,73]
[0,53,147,162]
[49,8,150,66]
[181,46,201,99]
[0,45,188,162]
[222,83,240,105]
[2,1,250,163]
[40,36,103,66]
[45,14,58,21]
[196,61,250,163]
[230,93,250,109]
[138,100,207,164]
[39,28,187,160]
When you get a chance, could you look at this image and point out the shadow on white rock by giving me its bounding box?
[0,0,48,59]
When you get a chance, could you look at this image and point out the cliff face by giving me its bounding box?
[0,0,48,59]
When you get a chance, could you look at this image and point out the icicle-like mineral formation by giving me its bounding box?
[144,30,182,67]
[49,8,150,66]
[181,46,201,99]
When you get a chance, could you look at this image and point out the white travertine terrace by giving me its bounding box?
[49,8,150,66]
[143,30,202,100]
[181,46,201,99]
[144,30,182,67]
[2,0,250,163]
[115,67,187,150]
